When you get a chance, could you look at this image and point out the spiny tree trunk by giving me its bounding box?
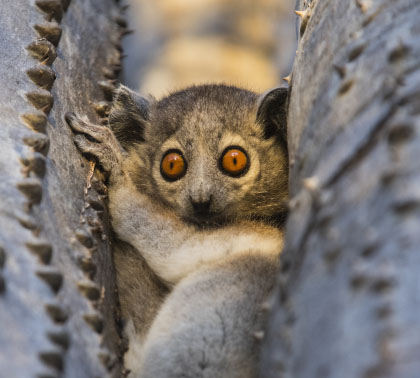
[261,0,420,377]
[0,0,126,376]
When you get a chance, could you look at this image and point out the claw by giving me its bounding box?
[64,111,76,125]
[73,134,94,153]
[66,111,124,177]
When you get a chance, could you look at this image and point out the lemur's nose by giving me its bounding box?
[190,196,212,215]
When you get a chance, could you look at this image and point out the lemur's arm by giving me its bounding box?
[66,114,283,284]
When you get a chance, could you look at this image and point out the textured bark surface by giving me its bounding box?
[261,0,420,377]
[0,0,125,376]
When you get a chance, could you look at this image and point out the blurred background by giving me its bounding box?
[121,0,297,98]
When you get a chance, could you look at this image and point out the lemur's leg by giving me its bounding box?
[133,254,278,378]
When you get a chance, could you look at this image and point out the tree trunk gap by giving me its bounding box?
[1,0,419,377]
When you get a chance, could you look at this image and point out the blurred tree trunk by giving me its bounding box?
[260,0,420,377]
[0,0,125,376]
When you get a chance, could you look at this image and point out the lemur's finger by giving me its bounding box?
[65,112,108,142]
[73,134,100,155]
[74,135,115,172]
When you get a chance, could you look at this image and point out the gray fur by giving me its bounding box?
[65,83,288,378]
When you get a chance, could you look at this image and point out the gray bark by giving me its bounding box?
[0,0,125,377]
[261,0,420,377]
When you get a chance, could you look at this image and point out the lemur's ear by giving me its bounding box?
[256,87,288,143]
[109,85,153,149]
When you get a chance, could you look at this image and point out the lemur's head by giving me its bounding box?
[109,84,288,226]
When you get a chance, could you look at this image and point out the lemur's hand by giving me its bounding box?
[65,113,125,182]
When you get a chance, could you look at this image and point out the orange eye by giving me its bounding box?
[220,147,249,177]
[161,150,187,181]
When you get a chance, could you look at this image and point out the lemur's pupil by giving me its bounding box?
[170,162,174,169]
[233,158,237,165]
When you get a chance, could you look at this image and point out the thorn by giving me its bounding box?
[302,176,319,192]
[86,217,103,234]
[121,28,134,36]
[98,81,116,101]
[26,65,56,90]
[47,331,70,350]
[16,212,39,231]
[75,229,94,248]
[253,331,265,340]
[26,40,57,65]
[35,0,63,22]
[294,10,307,18]
[20,151,47,177]
[45,304,68,323]
[38,351,64,371]
[26,90,54,114]
[21,112,48,133]
[356,0,368,13]
[22,134,50,156]
[388,43,410,63]
[83,313,104,333]
[114,16,127,28]
[26,241,52,264]
[295,8,311,36]
[77,281,101,301]
[34,22,62,46]
[333,64,346,79]
[348,43,367,62]
[282,74,291,83]
[17,179,43,204]
[93,101,111,117]
[371,277,395,294]
[78,256,97,278]
[36,269,63,293]
[338,79,354,95]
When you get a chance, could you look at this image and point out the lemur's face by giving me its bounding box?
[110,84,288,226]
